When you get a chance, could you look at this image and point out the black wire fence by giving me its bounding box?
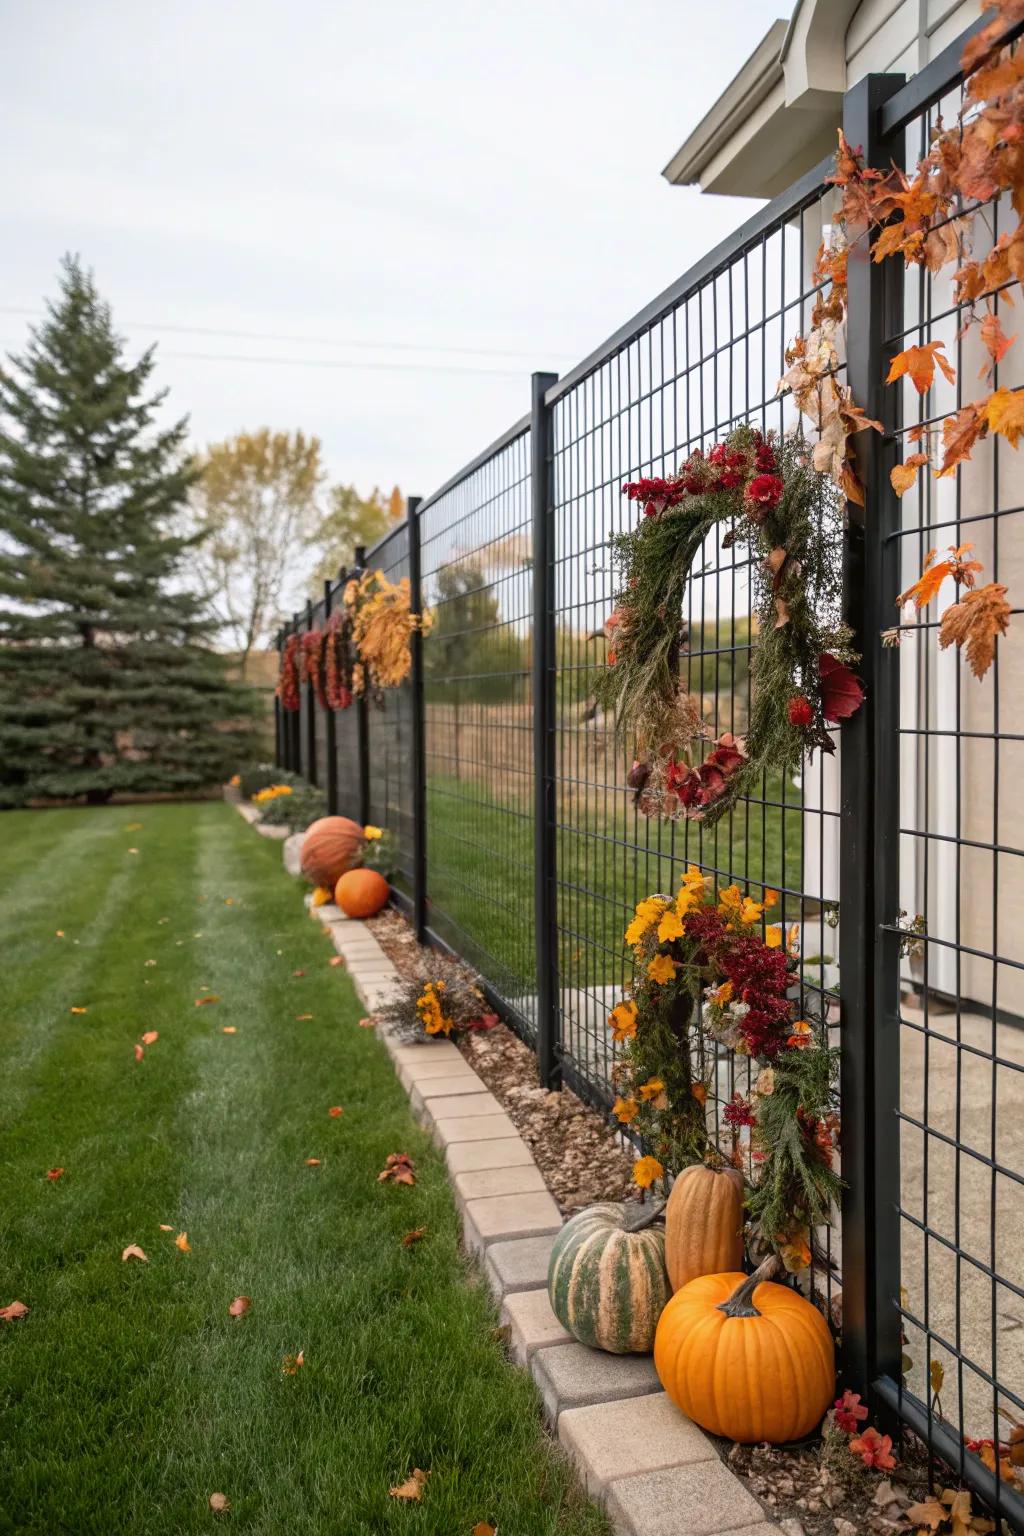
[275,33,1023,1529]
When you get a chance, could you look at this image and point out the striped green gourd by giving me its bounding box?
[547,1202,669,1354]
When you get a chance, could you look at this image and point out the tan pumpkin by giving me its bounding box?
[664,1164,745,1291]
[654,1257,835,1443]
[335,867,389,919]
[300,817,364,889]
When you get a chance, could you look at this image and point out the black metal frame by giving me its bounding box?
[272,27,1023,1525]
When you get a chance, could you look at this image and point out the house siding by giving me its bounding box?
[846,0,980,82]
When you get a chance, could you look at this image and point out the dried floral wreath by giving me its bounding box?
[595,424,863,824]
[610,864,841,1274]
[277,568,430,712]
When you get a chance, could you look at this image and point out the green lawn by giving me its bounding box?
[0,803,608,1536]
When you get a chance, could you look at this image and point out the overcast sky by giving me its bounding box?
[3,0,786,501]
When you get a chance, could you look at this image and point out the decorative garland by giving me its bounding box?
[275,568,430,710]
[596,425,863,825]
[301,629,327,708]
[610,864,841,1274]
[276,633,301,713]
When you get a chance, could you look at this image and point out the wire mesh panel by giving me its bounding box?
[363,523,415,904]
[419,425,537,1039]
[546,171,844,1300]
[875,63,1024,1524]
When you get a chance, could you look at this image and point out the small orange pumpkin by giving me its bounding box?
[664,1163,745,1292]
[654,1256,835,1443]
[300,817,364,889]
[335,867,389,919]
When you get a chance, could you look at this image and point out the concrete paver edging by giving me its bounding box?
[286,883,781,1534]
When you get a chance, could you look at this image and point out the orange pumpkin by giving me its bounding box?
[653,1257,834,1443]
[664,1164,745,1292]
[300,817,364,889]
[335,867,389,919]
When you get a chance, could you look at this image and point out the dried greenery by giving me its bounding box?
[373,950,497,1042]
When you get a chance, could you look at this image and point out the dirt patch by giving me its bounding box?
[365,908,637,1215]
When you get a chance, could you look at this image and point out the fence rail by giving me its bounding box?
[275,33,1024,1530]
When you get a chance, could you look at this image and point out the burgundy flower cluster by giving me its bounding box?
[621,431,780,520]
[723,1093,756,1128]
[323,610,355,711]
[301,629,328,708]
[718,935,796,1058]
[665,732,747,818]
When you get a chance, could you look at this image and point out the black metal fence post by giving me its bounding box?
[353,545,371,826]
[322,580,337,813]
[273,630,283,769]
[289,612,301,773]
[839,71,905,1404]
[531,371,560,1089]
[406,496,427,942]
[304,600,317,786]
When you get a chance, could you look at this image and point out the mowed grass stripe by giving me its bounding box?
[0,804,610,1536]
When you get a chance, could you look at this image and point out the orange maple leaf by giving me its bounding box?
[140,1031,159,1046]
[389,1469,429,1502]
[401,1227,428,1247]
[937,403,987,476]
[984,386,1024,447]
[282,1349,304,1375]
[228,1296,251,1318]
[886,341,956,394]
[939,581,1011,678]
[46,1167,64,1182]
[890,452,931,496]
[0,1300,30,1322]
[980,310,1017,375]
[121,1244,148,1263]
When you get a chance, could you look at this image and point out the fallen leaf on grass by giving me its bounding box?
[304,1158,322,1167]
[127,848,139,855]
[126,822,143,831]
[329,956,345,968]
[295,1013,314,1022]
[378,1153,416,1187]
[472,1524,496,1536]
[389,1469,429,1502]
[222,1026,237,1035]
[195,995,221,1007]
[175,1232,191,1253]
[401,1227,428,1247]
[0,1300,29,1322]
[358,1017,376,1029]
[55,930,65,938]
[134,1044,145,1062]
[122,1244,148,1263]
[70,1007,87,1015]
[141,1031,159,1046]
[224,898,234,906]
[228,1296,251,1318]
[292,969,305,978]
[159,1224,174,1231]
[282,1350,304,1374]
[46,1168,64,1182]
[328,1106,344,1118]
[208,1492,230,1513]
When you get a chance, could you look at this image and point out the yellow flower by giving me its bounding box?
[786,1019,813,1049]
[228,774,241,787]
[764,888,780,908]
[656,908,685,944]
[717,883,742,917]
[692,1082,708,1106]
[637,1076,666,1106]
[680,864,707,894]
[624,897,667,948]
[310,886,332,908]
[632,1155,664,1190]
[739,897,763,925]
[363,825,383,840]
[646,953,677,985]
[253,783,294,804]
[613,1096,640,1124]
[674,885,701,920]
[608,1000,638,1042]
[417,981,454,1037]
[765,924,782,949]
[710,980,733,1006]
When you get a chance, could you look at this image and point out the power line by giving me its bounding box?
[0,339,529,379]
[0,306,574,363]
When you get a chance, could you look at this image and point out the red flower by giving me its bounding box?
[745,474,784,515]
[833,1390,869,1434]
[788,695,814,727]
[621,476,688,518]
[607,650,617,666]
[849,1427,897,1470]
[667,734,748,821]
[754,437,777,473]
[723,1094,756,1128]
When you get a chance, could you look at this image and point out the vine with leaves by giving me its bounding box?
[779,0,1021,678]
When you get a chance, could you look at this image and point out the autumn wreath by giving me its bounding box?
[595,425,864,825]
[611,863,840,1274]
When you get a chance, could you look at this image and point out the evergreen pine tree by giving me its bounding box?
[0,256,257,806]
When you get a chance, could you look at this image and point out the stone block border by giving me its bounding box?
[227,802,779,1536]
[304,895,782,1536]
